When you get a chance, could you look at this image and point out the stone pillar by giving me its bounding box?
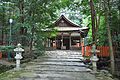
[90,44,100,73]
[91,56,99,72]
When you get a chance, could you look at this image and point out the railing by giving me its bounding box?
[82,46,110,57]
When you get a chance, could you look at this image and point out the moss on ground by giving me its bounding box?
[0,69,26,80]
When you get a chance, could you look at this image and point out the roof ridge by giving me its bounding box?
[54,15,80,27]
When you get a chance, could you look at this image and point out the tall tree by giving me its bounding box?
[89,0,96,42]
[0,0,72,55]
[104,0,120,74]
[8,0,71,54]
[105,8,115,75]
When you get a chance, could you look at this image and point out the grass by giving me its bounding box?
[0,69,26,80]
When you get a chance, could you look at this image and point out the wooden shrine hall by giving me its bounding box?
[46,15,89,50]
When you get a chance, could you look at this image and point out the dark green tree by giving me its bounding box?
[1,0,72,55]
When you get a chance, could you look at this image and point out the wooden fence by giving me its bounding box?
[82,46,110,57]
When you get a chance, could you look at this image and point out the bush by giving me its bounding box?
[0,46,15,58]
[0,46,15,52]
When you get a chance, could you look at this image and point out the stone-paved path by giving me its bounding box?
[0,50,115,80]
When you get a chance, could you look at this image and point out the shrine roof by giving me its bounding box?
[54,15,80,27]
[54,27,89,32]
[41,15,89,33]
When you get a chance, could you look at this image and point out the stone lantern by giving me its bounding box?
[90,44,100,73]
[14,43,24,70]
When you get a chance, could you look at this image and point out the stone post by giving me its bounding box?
[14,43,24,70]
[90,55,99,72]
[90,44,100,73]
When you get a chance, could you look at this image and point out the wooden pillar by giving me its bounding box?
[48,39,51,47]
[1,28,4,45]
[79,33,81,47]
[61,33,63,49]
[83,38,85,56]
[50,39,52,47]
[46,39,48,47]
[55,37,57,49]
[69,33,71,49]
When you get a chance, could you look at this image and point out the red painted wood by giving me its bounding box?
[0,52,2,59]
[82,46,110,57]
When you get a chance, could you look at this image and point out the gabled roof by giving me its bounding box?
[54,15,80,27]
[42,15,89,38]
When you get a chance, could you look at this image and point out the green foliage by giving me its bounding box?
[96,16,108,46]
[0,45,15,52]
[1,0,119,49]
[0,0,72,55]
[80,0,120,46]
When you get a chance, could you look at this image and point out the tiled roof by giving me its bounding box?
[54,15,80,27]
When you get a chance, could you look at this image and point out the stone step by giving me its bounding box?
[35,73,73,78]
[32,67,91,73]
[33,73,82,79]
[34,58,83,62]
[25,64,87,72]
[28,64,87,70]
[32,61,85,66]
[17,71,94,80]
[40,56,84,60]
[33,68,91,72]
[35,70,91,74]
[44,54,82,57]
[45,53,82,57]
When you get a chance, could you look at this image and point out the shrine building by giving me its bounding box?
[46,15,89,50]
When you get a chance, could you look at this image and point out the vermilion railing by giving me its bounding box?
[97,46,110,57]
[82,46,110,57]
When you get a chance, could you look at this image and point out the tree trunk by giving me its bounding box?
[90,0,96,42]
[105,9,115,75]
[29,37,33,55]
[19,0,25,45]
[29,24,35,55]
[19,0,24,23]
[103,0,115,75]
[1,27,4,45]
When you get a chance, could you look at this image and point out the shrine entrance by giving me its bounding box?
[45,15,89,50]
[63,38,70,50]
